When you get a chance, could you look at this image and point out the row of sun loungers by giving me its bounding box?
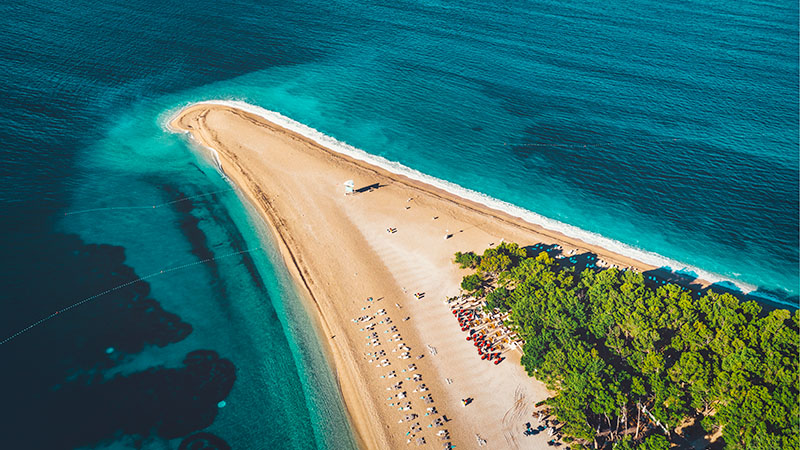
[354,294,453,448]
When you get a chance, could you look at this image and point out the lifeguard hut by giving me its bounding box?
[343,180,355,195]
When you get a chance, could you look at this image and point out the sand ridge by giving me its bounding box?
[169,103,668,449]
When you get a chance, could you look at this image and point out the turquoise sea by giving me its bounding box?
[0,0,796,448]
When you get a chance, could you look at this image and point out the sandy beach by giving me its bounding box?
[168,102,675,449]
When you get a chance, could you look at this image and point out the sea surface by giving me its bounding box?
[0,0,797,448]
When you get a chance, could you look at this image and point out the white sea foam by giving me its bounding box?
[166,100,761,296]
[163,105,224,172]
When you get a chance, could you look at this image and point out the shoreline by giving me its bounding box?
[165,99,762,296]
[167,102,718,449]
[169,113,386,449]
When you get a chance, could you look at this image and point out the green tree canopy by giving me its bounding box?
[455,243,799,449]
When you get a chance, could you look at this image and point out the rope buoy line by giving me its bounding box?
[64,188,235,216]
[0,247,262,347]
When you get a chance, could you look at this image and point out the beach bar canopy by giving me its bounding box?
[344,180,354,195]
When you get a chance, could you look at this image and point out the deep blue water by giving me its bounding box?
[0,0,797,448]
